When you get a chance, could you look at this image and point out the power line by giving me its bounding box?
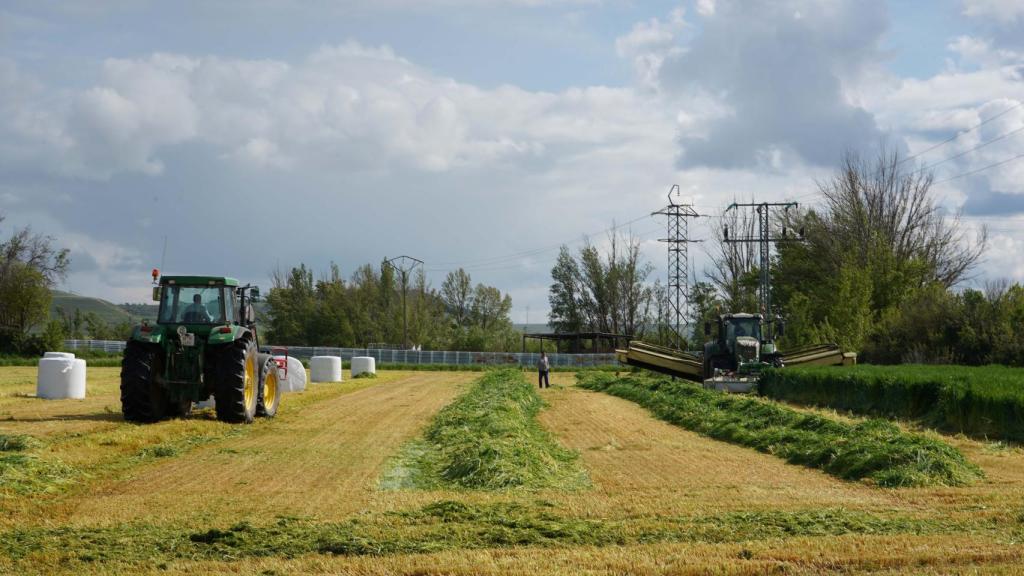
[934,151,1024,184]
[425,224,664,275]
[899,100,1023,165]
[424,212,655,271]
[911,124,1024,175]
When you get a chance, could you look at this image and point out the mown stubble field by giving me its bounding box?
[1,367,1023,574]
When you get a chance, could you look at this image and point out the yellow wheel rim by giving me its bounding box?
[265,369,278,411]
[243,355,256,411]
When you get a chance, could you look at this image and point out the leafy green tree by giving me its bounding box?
[548,232,655,339]
[548,247,585,334]
[0,215,69,353]
[0,263,50,350]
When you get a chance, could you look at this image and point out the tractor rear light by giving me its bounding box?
[140,325,152,333]
[218,326,232,334]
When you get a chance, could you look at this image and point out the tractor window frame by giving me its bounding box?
[157,285,229,325]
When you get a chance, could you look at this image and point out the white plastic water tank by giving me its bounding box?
[310,356,342,383]
[43,351,75,359]
[37,357,87,399]
[274,355,307,392]
[351,356,376,378]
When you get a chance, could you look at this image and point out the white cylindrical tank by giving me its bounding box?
[310,356,342,383]
[274,355,307,392]
[37,357,86,399]
[351,356,376,378]
[43,351,75,359]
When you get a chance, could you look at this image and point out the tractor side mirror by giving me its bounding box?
[243,304,256,325]
[152,287,162,302]
[704,321,711,337]
[251,286,260,299]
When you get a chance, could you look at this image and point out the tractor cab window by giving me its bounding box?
[158,285,227,324]
[726,318,761,342]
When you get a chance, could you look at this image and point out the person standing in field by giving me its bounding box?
[537,352,550,389]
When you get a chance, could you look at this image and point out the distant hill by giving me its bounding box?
[50,291,271,329]
[119,302,159,321]
[50,291,155,326]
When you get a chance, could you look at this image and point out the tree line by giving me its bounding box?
[263,262,520,351]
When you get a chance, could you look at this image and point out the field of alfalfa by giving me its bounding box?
[2,364,1024,575]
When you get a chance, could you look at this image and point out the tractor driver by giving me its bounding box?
[183,294,213,323]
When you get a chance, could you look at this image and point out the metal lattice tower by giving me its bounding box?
[723,202,802,339]
[653,185,701,350]
[384,255,423,350]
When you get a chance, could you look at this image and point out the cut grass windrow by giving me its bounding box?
[0,433,79,497]
[0,500,993,570]
[577,372,983,488]
[760,365,1024,442]
[381,368,588,490]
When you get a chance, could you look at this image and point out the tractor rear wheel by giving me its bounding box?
[214,336,258,423]
[256,355,281,418]
[120,341,167,423]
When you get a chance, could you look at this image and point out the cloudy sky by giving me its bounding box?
[2,0,1023,323]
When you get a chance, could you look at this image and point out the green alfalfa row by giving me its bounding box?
[578,372,983,487]
[382,368,588,490]
[759,364,1024,442]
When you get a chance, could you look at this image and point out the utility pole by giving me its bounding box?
[653,185,702,350]
[722,202,804,339]
[384,255,423,350]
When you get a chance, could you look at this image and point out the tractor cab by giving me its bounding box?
[702,312,783,383]
[721,314,762,353]
[157,279,237,329]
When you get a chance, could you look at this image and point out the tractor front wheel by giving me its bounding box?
[214,336,258,423]
[256,355,281,418]
[120,341,167,423]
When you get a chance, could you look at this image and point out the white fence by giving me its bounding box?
[63,340,620,367]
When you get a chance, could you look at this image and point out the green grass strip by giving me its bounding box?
[578,372,983,487]
[0,500,991,569]
[760,365,1024,442]
[381,368,588,490]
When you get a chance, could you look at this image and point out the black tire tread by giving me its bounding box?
[256,356,281,418]
[214,336,256,423]
[120,341,167,423]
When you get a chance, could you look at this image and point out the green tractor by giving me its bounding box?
[701,312,784,392]
[120,271,281,424]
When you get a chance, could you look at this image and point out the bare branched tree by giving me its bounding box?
[813,148,987,288]
[704,201,759,311]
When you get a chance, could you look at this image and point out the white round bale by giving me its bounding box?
[274,355,307,392]
[310,356,342,383]
[44,351,75,359]
[351,356,376,378]
[37,357,86,399]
